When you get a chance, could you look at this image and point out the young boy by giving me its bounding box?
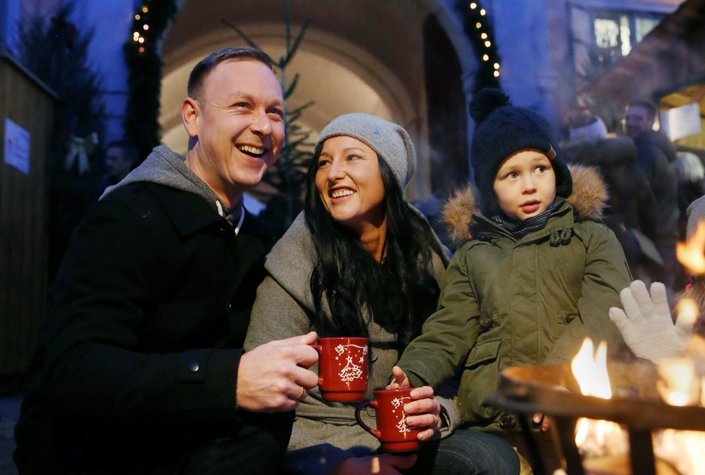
[394,89,631,437]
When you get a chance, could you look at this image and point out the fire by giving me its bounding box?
[676,298,699,329]
[571,338,611,398]
[657,357,699,406]
[571,338,626,457]
[676,220,705,275]
[569,338,705,474]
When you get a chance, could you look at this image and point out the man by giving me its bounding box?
[14,47,319,474]
[104,140,138,185]
[623,99,682,300]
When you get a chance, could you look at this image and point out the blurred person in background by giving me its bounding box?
[624,99,682,303]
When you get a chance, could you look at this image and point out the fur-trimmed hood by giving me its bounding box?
[442,163,607,244]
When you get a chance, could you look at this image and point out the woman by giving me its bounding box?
[245,113,519,475]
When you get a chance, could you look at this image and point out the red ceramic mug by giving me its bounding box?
[310,337,369,402]
[355,388,420,453]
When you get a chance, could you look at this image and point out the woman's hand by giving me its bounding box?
[330,454,417,475]
[404,386,442,440]
[388,366,440,439]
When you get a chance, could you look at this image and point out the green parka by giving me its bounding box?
[397,165,632,431]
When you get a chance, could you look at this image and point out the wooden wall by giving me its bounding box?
[0,51,55,378]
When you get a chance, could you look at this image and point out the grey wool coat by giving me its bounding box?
[244,210,454,473]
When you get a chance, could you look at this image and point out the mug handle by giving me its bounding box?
[355,399,381,439]
[309,344,324,386]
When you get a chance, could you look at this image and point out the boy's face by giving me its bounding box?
[493,150,556,221]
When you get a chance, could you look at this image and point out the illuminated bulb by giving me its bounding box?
[135,14,141,20]
[493,71,500,78]
[480,8,486,15]
[143,24,149,30]
[142,6,149,13]
[138,37,145,44]
[484,40,491,47]
[481,33,488,39]
[482,54,489,61]
[493,63,500,69]
[138,46,145,53]
[470,2,477,9]
[475,22,482,29]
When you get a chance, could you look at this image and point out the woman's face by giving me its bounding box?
[315,135,386,233]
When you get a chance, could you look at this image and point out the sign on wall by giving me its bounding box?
[660,103,702,142]
[4,117,30,174]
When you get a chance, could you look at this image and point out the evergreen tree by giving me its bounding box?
[224,4,315,243]
[18,0,106,278]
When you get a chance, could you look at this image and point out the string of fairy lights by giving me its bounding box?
[469,1,501,79]
[132,4,151,54]
[122,0,500,155]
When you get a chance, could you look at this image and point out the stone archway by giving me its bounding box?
[157,0,480,199]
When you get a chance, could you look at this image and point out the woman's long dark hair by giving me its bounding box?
[304,148,444,350]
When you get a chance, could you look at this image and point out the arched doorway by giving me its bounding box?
[156,0,482,201]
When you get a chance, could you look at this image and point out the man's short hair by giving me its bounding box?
[107,140,138,163]
[627,99,657,120]
[187,47,276,99]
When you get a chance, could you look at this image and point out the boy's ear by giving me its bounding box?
[181,97,199,138]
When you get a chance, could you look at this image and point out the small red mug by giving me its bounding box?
[310,337,368,402]
[355,388,420,453]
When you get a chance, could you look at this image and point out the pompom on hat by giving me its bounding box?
[469,88,572,215]
[315,113,416,188]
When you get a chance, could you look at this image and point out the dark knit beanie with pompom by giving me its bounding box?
[469,88,572,216]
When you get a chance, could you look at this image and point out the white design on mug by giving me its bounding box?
[334,343,367,382]
[391,396,413,434]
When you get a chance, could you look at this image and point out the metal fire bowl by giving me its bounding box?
[486,361,705,475]
[488,361,705,431]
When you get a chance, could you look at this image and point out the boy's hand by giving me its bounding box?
[387,366,410,389]
[609,281,689,362]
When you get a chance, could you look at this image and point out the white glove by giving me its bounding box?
[609,280,690,362]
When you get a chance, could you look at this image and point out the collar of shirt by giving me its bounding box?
[216,200,245,235]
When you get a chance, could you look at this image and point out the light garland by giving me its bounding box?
[123,0,176,159]
[468,0,501,81]
[131,2,154,54]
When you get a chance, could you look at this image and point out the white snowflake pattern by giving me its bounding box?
[335,343,367,382]
[391,396,413,434]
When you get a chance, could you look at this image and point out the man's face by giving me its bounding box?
[183,59,285,203]
[105,146,133,181]
[624,105,654,138]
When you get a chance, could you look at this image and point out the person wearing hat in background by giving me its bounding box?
[392,89,632,472]
[245,112,519,475]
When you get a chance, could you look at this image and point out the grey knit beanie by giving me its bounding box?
[315,113,416,188]
[469,89,572,215]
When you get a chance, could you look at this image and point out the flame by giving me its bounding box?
[676,220,705,275]
[655,429,705,475]
[657,357,699,406]
[676,298,699,328]
[571,338,627,457]
[571,338,611,399]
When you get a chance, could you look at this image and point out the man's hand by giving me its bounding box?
[330,454,417,475]
[236,331,319,412]
[609,281,690,362]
